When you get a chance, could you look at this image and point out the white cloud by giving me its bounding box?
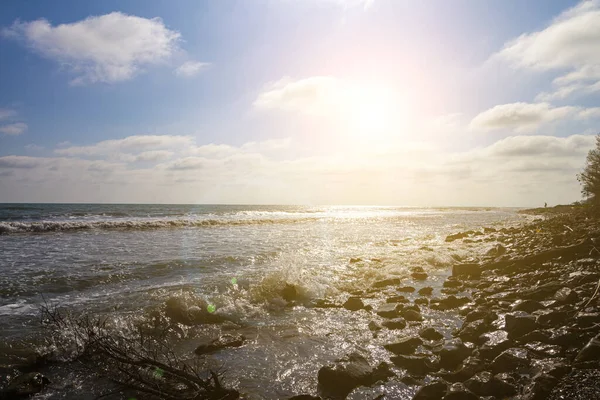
[3,12,181,85]
[135,150,174,162]
[0,122,28,136]
[55,135,194,156]
[495,0,600,100]
[254,76,341,115]
[469,102,578,132]
[0,108,17,120]
[174,61,209,77]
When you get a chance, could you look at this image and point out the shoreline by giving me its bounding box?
[1,206,599,399]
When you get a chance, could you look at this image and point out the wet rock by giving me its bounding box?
[415,298,429,306]
[369,321,382,331]
[554,287,578,305]
[399,286,417,293]
[165,296,226,325]
[522,373,558,400]
[344,297,366,311]
[438,356,484,383]
[524,341,561,357]
[401,375,424,386]
[317,353,393,399]
[418,287,434,296]
[464,371,517,397]
[1,372,50,399]
[390,355,436,376]
[384,336,423,355]
[464,309,497,324]
[349,257,362,263]
[486,244,507,257]
[536,310,570,327]
[490,348,530,374]
[433,296,470,311]
[402,309,423,322]
[412,380,448,400]
[386,295,409,304]
[194,334,245,355]
[575,312,600,328]
[452,264,480,278]
[443,279,462,289]
[282,283,301,302]
[373,278,402,289]
[313,299,341,309]
[442,383,478,400]
[412,272,428,280]
[574,333,600,363]
[511,299,544,313]
[420,327,444,341]
[376,303,402,319]
[505,311,538,339]
[446,232,469,242]
[439,339,472,370]
[382,318,407,330]
[478,330,511,360]
[456,319,490,343]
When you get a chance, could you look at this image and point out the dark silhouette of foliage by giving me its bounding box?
[578,133,600,204]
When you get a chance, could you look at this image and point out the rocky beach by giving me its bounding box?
[2,205,600,399]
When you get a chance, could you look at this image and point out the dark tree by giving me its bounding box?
[578,134,600,204]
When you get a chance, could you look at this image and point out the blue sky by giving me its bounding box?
[1,0,599,205]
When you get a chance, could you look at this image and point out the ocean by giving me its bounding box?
[0,204,530,399]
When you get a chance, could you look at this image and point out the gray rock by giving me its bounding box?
[384,336,423,355]
[343,297,365,311]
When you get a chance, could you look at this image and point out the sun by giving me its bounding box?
[342,84,407,142]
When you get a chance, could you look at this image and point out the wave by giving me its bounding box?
[0,217,321,235]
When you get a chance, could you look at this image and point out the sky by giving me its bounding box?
[1,0,599,206]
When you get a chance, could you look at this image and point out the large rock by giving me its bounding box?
[194,334,245,355]
[0,372,50,399]
[390,355,436,376]
[442,383,478,400]
[402,309,424,322]
[505,312,538,339]
[511,300,544,313]
[575,333,600,363]
[554,287,579,305]
[343,297,365,311]
[373,278,402,289]
[413,381,448,400]
[439,339,472,370]
[382,318,407,330]
[420,327,444,341]
[490,348,530,374]
[317,353,393,399]
[384,336,423,355]
[377,303,402,319]
[452,264,480,278]
[478,330,511,360]
[418,287,434,296]
[464,371,517,397]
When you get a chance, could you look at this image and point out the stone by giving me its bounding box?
[194,334,245,355]
[446,232,469,242]
[478,330,511,360]
[419,287,434,296]
[511,300,544,313]
[439,339,472,370]
[505,312,538,339]
[373,278,402,289]
[413,381,448,400]
[464,371,517,397]
[486,244,507,257]
[420,327,444,341]
[368,321,382,331]
[536,310,570,327]
[412,272,428,280]
[522,373,558,400]
[317,353,393,399]
[442,383,478,400]
[1,373,49,399]
[390,355,436,376]
[402,309,423,322]
[554,287,578,305]
[382,318,407,330]
[490,348,530,374]
[438,356,483,383]
[452,264,480,278]
[398,286,417,293]
[386,295,409,304]
[524,341,561,358]
[349,257,362,263]
[575,333,600,363]
[433,296,470,311]
[415,298,429,306]
[456,319,490,343]
[443,279,462,289]
[377,303,402,319]
[343,297,365,311]
[384,336,423,355]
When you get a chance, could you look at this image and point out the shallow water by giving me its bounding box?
[0,204,529,398]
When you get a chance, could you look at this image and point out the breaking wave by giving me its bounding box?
[0,217,324,235]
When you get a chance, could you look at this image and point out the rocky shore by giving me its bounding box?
[2,206,599,399]
[295,206,600,400]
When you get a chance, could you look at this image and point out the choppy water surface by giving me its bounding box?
[0,204,529,398]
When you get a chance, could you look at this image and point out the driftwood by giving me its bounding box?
[40,305,239,400]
